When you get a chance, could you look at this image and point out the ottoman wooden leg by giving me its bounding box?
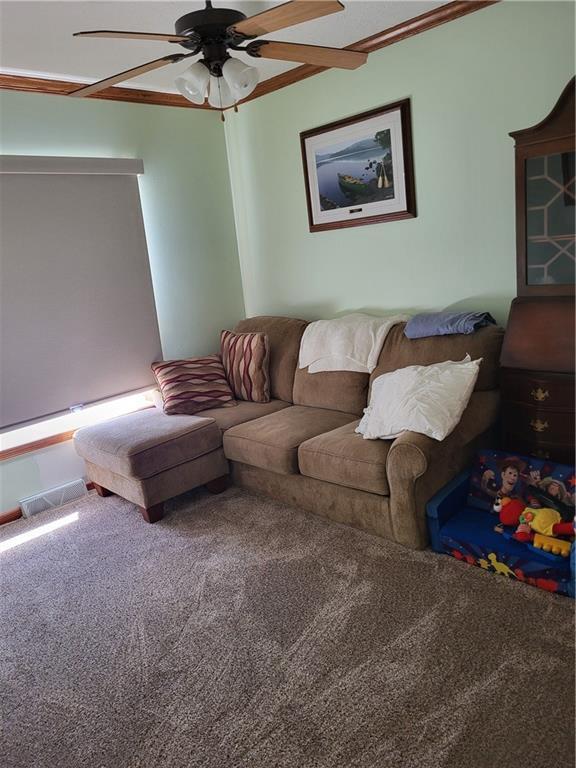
[205,475,229,494]
[93,483,113,498]
[140,503,164,524]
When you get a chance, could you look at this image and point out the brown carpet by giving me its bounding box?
[0,487,574,768]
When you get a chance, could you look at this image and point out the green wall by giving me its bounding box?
[0,92,245,510]
[224,1,575,325]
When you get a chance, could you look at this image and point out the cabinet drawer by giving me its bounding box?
[501,432,575,465]
[502,404,575,442]
[500,369,574,410]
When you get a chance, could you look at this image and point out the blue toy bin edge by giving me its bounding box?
[426,470,470,554]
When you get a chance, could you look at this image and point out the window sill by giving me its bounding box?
[0,391,156,461]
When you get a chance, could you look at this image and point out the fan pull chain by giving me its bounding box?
[216,77,225,122]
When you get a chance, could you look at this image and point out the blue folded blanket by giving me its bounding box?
[405,311,496,339]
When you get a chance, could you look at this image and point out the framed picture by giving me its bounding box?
[300,99,416,233]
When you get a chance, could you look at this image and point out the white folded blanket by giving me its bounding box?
[298,312,411,374]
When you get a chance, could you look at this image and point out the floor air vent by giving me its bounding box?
[19,479,88,518]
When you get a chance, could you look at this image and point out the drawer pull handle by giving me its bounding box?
[531,388,550,402]
[530,418,549,433]
[534,449,550,460]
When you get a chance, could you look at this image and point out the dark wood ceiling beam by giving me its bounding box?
[0,1,499,109]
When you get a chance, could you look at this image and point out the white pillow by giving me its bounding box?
[356,355,481,441]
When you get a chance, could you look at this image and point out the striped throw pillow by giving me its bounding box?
[152,355,236,415]
[221,330,270,403]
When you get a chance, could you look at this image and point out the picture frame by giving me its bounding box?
[300,99,416,233]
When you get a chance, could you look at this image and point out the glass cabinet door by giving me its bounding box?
[525,150,575,286]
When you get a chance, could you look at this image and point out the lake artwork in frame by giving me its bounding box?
[300,99,416,232]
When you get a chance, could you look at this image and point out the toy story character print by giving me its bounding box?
[480,456,525,501]
[535,475,576,520]
[521,464,542,488]
[467,449,575,514]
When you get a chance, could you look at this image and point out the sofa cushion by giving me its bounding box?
[370,322,504,392]
[223,405,357,475]
[292,367,368,416]
[220,329,270,403]
[151,355,235,415]
[299,421,391,496]
[74,408,221,479]
[199,399,291,432]
[233,316,308,403]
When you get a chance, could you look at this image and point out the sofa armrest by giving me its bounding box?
[385,390,499,549]
[387,430,435,480]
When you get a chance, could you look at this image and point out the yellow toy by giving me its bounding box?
[487,553,516,577]
[532,533,571,558]
[527,508,563,536]
[515,507,575,543]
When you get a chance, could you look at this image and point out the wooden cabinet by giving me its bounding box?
[501,80,575,465]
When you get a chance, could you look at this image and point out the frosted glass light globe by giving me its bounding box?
[207,75,235,109]
[175,61,210,105]
[222,57,259,100]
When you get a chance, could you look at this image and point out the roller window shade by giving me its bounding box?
[0,156,162,430]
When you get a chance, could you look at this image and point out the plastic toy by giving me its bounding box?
[532,533,571,557]
[426,449,576,597]
[515,507,574,543]
[513,520,533,543]
[491,497,573,545]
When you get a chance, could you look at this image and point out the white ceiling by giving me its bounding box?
[0,1,449,93]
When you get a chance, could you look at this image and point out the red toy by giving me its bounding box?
[494,496,525,527]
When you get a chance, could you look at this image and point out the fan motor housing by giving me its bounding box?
[175,7,247,47]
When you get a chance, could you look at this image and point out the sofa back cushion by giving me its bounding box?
[370,322,504,392]
[221,330,270,403]
[233,316,308,403]
[152,355,236,415]
[292,367,369,416]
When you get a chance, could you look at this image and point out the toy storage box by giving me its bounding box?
[426,455,575,597]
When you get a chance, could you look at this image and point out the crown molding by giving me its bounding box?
[0,1,498,109]
[0,72,211,109]
[242,0,499,102]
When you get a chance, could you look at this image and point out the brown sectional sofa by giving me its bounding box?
[74,315,503,550]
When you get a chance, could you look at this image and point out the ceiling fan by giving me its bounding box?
[70,0,368,110]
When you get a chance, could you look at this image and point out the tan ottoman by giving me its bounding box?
[74,408,229,523]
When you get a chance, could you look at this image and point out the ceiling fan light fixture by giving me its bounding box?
[207,75,236,109]
[174,60,210,105]
[222,57,259,100]
[71,1,365,102]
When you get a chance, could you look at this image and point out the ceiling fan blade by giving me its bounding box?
[69,54,185,98]
[249,41,367,69]
[230,0,344,39]
[74,30,190,43]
